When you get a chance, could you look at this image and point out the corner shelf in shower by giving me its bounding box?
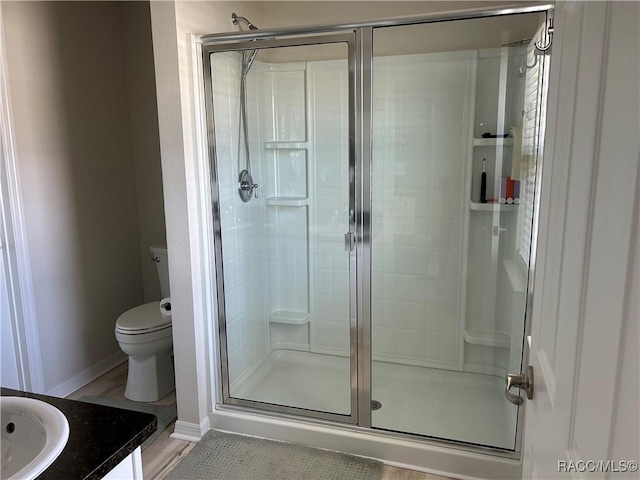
[464,329,510,348]
[264,141,308,150]
[269,311,310,325]
[266,197,308,207]
[469,201,518,212]
[472,137,514,147]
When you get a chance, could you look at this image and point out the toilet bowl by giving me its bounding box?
[116,302,174,402]
[115,246,174,402]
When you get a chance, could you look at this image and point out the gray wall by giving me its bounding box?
[122,1,167,302]
[3,1,164,394]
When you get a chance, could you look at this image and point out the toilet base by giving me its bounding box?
[124,353,175,402]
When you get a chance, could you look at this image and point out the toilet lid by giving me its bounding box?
[115,302,171,334]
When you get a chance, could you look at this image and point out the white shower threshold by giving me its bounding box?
[208,349,521,479]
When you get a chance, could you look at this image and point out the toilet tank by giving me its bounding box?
[149,245,170,298]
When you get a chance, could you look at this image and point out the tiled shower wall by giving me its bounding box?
[211,53,269,390]
[308,60,351,355]
[305,52,472,368]
[213,49,473,374]
[370,52,472,368]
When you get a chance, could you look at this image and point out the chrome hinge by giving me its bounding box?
[535,10,554,52]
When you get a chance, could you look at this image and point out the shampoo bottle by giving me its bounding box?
[480,158,487,203]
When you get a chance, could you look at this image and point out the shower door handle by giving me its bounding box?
[344,232,355,252]
[504,366,534,406]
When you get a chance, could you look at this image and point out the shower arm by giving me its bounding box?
[232,13,258,31]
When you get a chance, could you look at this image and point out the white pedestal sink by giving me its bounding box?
[1,396,69,480]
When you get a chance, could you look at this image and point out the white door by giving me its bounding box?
[1,219,21,389]
[522,2,639,478]
[1,1,43,392]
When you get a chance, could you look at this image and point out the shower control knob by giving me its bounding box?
[252,183,259,198]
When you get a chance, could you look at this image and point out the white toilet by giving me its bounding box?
[115,245,174,402]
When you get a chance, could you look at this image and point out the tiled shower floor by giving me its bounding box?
[232,350,517,450]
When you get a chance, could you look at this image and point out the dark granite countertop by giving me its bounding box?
[1,388,157,480]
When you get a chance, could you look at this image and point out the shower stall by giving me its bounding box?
[202,3,552,457]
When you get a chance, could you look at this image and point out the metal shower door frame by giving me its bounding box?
[201,1,555,452]
[201,31,361,425]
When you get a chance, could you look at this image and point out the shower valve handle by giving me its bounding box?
[252,183,259,198]
[239,180,258,195]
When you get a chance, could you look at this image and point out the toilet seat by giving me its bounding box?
[115,301,171,335]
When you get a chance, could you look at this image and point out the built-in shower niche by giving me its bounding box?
[263,148,308,201]
[259,62,312,352]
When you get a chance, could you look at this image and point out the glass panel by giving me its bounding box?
[210,42,352,416]
[370,13,548,449]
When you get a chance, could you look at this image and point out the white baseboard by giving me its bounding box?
[47,351,127,398]
[171,416,210,442]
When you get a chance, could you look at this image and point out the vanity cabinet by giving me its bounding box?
[0,388,155,480]
[102,447,143,480]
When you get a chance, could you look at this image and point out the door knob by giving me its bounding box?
[504,366,534,406]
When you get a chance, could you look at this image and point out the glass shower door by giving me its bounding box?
[369,13,549,449]
[204,35,357,421]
